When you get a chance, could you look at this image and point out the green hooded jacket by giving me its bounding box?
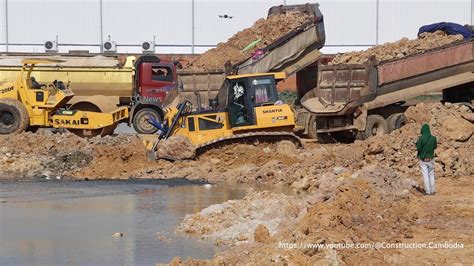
[416,124,437,159]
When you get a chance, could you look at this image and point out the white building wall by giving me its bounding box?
[0,0,472,54]
[102,0,193,54]
[0,0,5,44]
[378,0,471,43]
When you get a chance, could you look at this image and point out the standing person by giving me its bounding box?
[416,124,438,195]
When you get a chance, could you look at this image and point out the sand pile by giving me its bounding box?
[187,12,309,70]
[330,31,464,65]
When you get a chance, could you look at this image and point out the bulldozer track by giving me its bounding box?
[195,131,302,156]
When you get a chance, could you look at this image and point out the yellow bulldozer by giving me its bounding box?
[0,58,128,136]
[148,72,301,160]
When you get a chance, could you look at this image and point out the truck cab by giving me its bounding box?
[131,55,178,134]
[137,59,177,103]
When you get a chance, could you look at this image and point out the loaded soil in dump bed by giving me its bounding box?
[329,30,464,65]
[187,12,309,70]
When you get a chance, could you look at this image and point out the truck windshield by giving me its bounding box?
[151,66,173,82]
[250,77,278,104]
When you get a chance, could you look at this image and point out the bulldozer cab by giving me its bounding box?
[218,72,285,128]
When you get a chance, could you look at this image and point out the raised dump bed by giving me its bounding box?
[168,3,326,108]
[236,3,325,75]
[298,39,473,137]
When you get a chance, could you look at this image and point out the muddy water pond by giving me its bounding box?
[0,179,248,265]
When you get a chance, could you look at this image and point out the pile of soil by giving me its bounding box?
[187,12,309,70]
[0,131,145,180]
[330,31,464,65]
[1,102,472,264]
[2,103,471,184]
[173,175,418,265]
[176,190,306,246]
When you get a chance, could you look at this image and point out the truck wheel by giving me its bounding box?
[307,115,318,139]
[133,108,161,134]
[0,98,29,134]
[307,115,336,143]
[387,113,407,132]
[358,114,388,140]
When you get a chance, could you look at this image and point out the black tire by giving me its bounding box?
[386,113,407,132]
[132,108,161,134]
[0,98,29,134]
[307,115,336,143]
[307,115,318,139]
[357,114,388,140]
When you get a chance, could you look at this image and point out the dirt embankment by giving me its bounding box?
[170,102,473,265]
[1,103,472,264]
[186,12,308,70]
[1,102,472,184]
[330,30,464,65]
[172,174,473,265]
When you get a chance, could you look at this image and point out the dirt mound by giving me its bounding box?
[330,31,464,65]
[0,131,145,180]
[156,136,196,160]
[2,103,471,183]
[0,131,92,179]
[187,12,308,70]
[174,175,418,265]
[298,179,415,243]
[176,190,306,246]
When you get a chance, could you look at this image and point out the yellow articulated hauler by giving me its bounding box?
[150,72,301,159]
[0,59,128,136]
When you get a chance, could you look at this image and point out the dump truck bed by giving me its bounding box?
[236,3,325,76]
[169,3,326,108]
[302,39,474,115]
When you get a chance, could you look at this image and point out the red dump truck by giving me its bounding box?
[294,39,474,140]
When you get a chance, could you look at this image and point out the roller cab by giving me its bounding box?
[0,58,129,136]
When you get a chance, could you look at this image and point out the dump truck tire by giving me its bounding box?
[307,115,335,143]
[132,108,160,134]
[0,98,29,134]
[307,115,318,139]
[358,114,388,140]
[387,113,407,132]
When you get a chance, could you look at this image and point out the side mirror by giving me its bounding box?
[173,60,183,69]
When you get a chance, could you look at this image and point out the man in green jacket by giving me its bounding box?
[416,124,438,195]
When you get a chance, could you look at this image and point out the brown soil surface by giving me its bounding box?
[171,175,473,265]
[1,103,472,184]
[1,102,472,264]
[186,12,308,70]
[330,31,464,65]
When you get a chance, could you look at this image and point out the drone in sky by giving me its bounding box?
[219,14,234,19]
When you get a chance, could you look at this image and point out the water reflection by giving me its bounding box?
[0,181,247,265]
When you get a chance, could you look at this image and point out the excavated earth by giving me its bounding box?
[186,12,308,70]
[1,103,473,264]
[330,31,464,65]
